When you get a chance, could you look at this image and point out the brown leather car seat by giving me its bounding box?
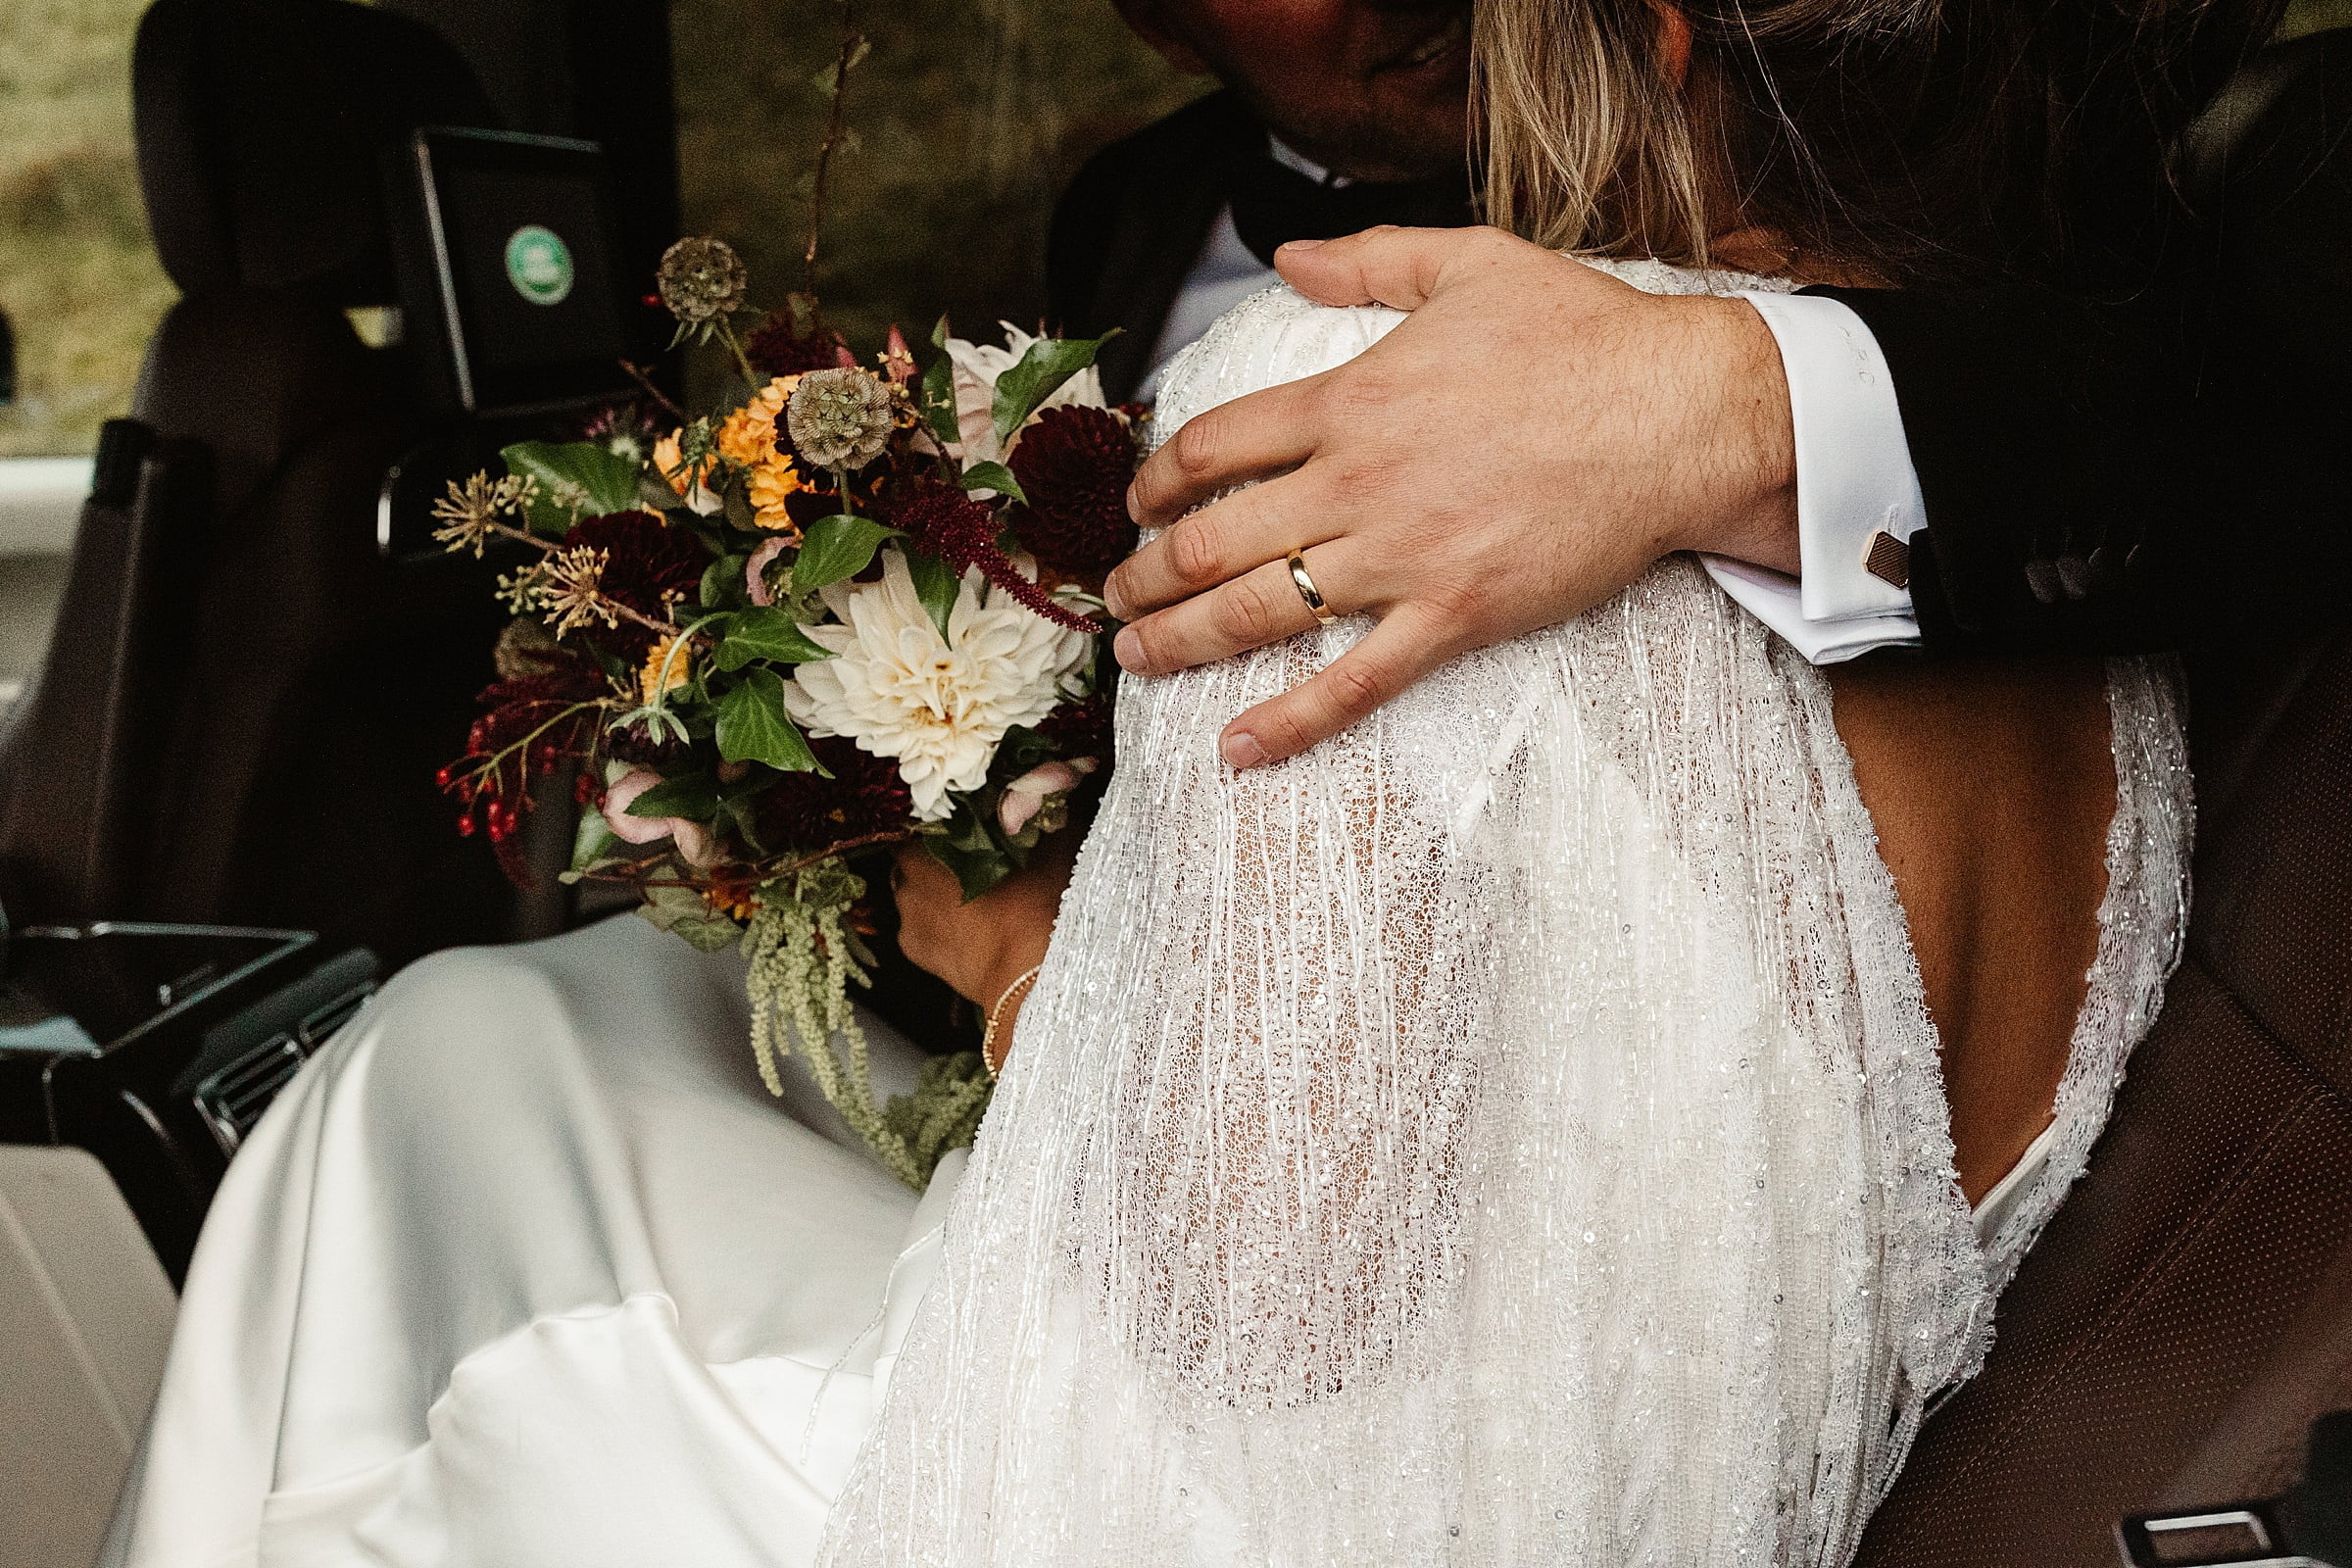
[81,0,522,964]
[1858,35,2352,1559]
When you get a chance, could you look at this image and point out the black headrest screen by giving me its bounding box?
[404,127,633,415]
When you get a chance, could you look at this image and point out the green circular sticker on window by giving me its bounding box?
[505,224,573,307]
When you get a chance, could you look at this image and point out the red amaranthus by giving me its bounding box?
[885,478,1098,632]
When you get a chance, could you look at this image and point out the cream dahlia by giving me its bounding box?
[783,550,1090,821]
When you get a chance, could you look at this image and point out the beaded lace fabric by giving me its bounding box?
[820,263,2192,1566]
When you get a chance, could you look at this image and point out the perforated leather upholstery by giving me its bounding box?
[1855,637,2352,1566]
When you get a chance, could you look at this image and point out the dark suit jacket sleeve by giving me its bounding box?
[1046,92,1250,404]
[1811,33,2352,656]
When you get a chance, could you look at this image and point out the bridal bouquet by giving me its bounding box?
[432,237,1135,1188]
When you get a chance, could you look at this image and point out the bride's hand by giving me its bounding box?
[891,830,1082,1052]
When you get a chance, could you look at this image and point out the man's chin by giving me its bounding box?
[1242,82,1468,186]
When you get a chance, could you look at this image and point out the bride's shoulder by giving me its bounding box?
[1149,284,1407,445]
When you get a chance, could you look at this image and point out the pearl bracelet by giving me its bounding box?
[981,964,1043,1079]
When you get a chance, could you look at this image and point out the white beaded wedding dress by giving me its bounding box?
[106,263,2189,1568]
[818,263,2191,1568]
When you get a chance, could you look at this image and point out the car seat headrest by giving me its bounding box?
[132,0,501,302]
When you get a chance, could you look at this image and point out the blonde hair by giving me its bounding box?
[1475,0,1716,265]
[1473,0,2259,288]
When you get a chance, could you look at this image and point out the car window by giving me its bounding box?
[1,0,176,460]
[2,0,176,711]
[672,0,1200,399]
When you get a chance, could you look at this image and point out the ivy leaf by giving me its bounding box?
[714,668,820,772]
[923,808,1015,903]
[502,441,642,531]
[793,514,900,593]
[701,553,749,611]
[626,771,720,819]
[902,548,960,638]
[714,606,835,670]
[990,331,1115,450]
[920,347,961,448]
[958,461,1027,505]
[637,883,742,953]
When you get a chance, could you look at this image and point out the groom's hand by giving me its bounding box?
[1104,225,1800,768]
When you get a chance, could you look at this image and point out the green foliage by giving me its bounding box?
[626,771,722,819]
[990,333,1111,448]
[501,441,644,531]
[743,860,991,1189]
[638,882,744,953]
[924,795,1018,901]
[569,812,618,874]
[792,512,899,592]
[919,321,960,445]
[914,720,1063,897]
[714,667,821,772]
[881,1051,994,1175]
[902,547,960,637]
[702,551,752,611]
[957,460,1026,504]
[713,605,835,669]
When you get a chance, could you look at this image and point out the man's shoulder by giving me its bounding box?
[1047,89,1256,341]
[1064,89,1259,198]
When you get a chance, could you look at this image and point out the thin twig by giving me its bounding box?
[774,829,911,876]
[803,0,859,298]
[619,360,689,421]
[574,829,912,891]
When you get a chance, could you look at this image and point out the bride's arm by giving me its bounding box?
[890,830,1077,1060]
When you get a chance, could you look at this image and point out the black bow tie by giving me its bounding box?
[1222,145,1478,269]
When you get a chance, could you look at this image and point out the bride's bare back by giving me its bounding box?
[1832,655,2117,1202]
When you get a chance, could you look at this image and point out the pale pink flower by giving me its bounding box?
[601,767,717,867]
[745,536,789,607]
[998,756,1099,836]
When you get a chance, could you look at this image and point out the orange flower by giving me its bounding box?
[639,633,692,704]
[715,375,799,467]
[705,868,761,922]
[652,430,716,507]
[748,456,808,535]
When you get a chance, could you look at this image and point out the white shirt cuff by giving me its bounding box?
[1719,291,1927,662]
[1699,555,1923,664]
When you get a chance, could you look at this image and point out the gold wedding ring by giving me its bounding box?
[1287,549,1337,624]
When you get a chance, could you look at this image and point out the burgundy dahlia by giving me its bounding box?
[1005,406,1138,576]
[1037,691,1114,765]
[562,510,710,662]
[744,310,854,379]
[884,479,1097,633]
[753,736,914,857]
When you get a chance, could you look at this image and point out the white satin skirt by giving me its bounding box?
[101,915,958,1568]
